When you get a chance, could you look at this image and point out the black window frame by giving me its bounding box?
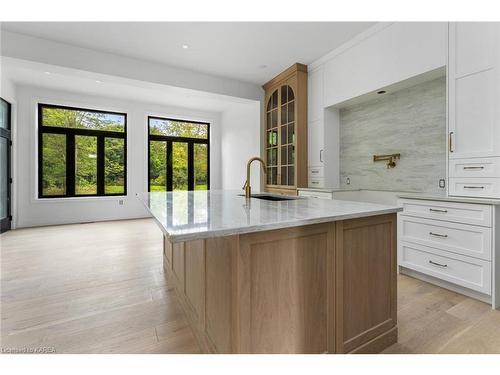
[1,98,12,233]
[147,116,210,192]
[38,103,127,198]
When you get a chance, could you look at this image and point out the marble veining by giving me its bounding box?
[339,76,446,194]
[138,190,401,242]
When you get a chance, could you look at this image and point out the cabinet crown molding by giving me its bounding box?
[262,63,307,90]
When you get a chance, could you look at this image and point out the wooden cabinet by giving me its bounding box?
[184,240,205,326]
[172,242,185,288]
[162,215,398,353]
[263,63,308,194]
[448,22,500,198]
[335,215,397,353]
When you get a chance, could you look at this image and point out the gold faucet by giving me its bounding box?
[243,157,267,199]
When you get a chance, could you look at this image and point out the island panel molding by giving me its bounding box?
[162,215,398,354]
[335,215,397,353]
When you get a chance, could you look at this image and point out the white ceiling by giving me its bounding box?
[2,57,256,112]
[1,22,375,84]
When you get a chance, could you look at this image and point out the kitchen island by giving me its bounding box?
[139,190,402,354]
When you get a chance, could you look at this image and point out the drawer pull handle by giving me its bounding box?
[429,232,448,238]
[311,170,319,174]
[463,186,485,189]
[463,166,484,170]
[429,260,448,268]
[429,208,448,213]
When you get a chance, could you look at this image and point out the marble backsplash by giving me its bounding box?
[339,76,446,194]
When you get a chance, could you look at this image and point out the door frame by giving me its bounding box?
[0,97,12,233]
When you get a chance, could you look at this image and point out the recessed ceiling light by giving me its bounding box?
[95,80,102,84]
[182,44,189,49]
[377,90,387,94]
[44,71,51,75]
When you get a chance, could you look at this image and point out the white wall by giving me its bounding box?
[221,102,261,192]
[14,85,223,228]
[1,31,263,101]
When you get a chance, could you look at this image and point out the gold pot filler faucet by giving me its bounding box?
[243,157,267,199]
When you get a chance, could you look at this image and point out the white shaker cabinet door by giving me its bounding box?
[453,22,497,77]
[449,22,500,159]
[308,119,324,167]
[308,67,323,123]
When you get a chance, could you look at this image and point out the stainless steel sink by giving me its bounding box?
[238,193,298,201]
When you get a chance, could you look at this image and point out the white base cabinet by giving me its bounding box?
[398,198,499,308]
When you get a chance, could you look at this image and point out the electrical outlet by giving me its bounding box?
[439,179,446,189]
[119,199,124,205]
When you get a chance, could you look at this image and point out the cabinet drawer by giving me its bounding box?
[449,178,500,198]
[308,177,325,188]
[399,216,492,261]
[398,199,492,227]
[449,157,500,178]
[308,166,324,178]
[297,190,333,199]
[399,242,491,295]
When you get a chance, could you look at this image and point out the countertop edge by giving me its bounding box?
[162,207,402,243]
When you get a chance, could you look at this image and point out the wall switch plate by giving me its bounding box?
[346,177,351,185]
[119,199,124,205]
[439,179,446,189]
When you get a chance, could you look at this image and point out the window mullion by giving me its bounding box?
[66,133,76,196]
[166,140,173,192]
[97,136,105,195]
[188,142,194,191]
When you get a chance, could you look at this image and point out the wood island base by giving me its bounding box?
[162,213,397,354]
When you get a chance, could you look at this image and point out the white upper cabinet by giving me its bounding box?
[448,22,500,159]
[454,22,497,77]
[308,67,323,122]
[322,23,447,107]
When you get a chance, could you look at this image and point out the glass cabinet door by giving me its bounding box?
[279,85,295,186]
[266,90,278,185]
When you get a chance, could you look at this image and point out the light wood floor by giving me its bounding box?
[1,218,499,354]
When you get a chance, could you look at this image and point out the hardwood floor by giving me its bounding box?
[384,273,500,354]
[0,219,201,354]
[1,218,499,354]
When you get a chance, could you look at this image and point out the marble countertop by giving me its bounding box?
[296,187,360,193]
[398,193,500,205]
[138,190,401,243]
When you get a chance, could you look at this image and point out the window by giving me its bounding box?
[38,104,127,198]
[148,117,209,192]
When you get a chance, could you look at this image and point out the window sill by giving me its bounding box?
[35,195,127,203]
